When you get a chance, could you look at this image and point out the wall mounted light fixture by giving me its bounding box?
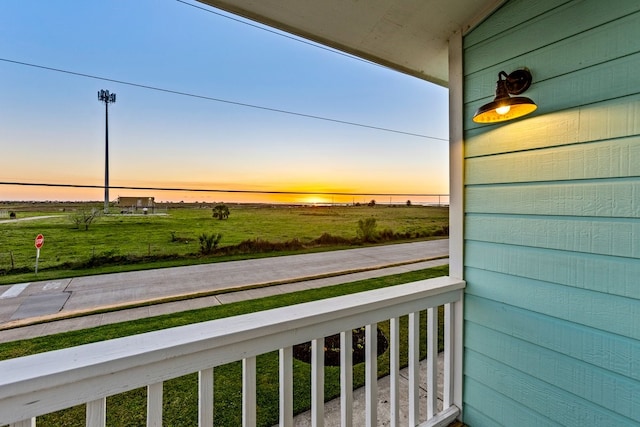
[473,69,537,123]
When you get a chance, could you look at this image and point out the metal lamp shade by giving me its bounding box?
[472,96,537,123]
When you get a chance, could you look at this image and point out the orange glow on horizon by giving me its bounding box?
[0,177,449,205]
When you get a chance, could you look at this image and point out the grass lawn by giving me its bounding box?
[0,265,448,426]
[0,203,448,285]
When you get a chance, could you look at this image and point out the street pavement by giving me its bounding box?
[0,240,448,342]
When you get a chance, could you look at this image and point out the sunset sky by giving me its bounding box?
[0,0,449,205]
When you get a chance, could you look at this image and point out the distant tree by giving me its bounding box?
[357,217,377,242]
[406,200,412,206]
[69,208,101,231]
[212,204,230,220]
[367,199,376,207]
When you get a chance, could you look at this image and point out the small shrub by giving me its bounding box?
[219,238,305,255]
[379,228,394,241]
[313,232,351,245]
[357,217,377,242]
[199,232,222,254]
[69,208,101,231]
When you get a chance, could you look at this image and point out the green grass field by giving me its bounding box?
[0,203,448,285]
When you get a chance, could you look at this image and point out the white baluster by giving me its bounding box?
[199,368,214,427]
[427,307,438,419]
[86,398,106,427]
[147,382,163,427]
[365,323,377,427]
[340,330,353,427]
[444,302,453,409]
[408,311,420,426]
[311,338,324,427]
[390,317,400,427]
[279,347,293,427]
[243,356,257,427]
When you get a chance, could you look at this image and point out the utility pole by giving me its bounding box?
[98,89,116,214]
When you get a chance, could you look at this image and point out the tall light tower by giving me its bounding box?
[98,89,116,214]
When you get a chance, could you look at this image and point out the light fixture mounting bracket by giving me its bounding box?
[503,68,533,95]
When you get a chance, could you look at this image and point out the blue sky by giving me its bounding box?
[0,0,449,204]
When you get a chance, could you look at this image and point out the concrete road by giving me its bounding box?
[0,240,448,340]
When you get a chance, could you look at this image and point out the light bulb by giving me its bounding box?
[495,105,511,115]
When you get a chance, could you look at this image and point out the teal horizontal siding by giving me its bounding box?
[464,378,560,427]
[463,0,640,424]
[464,0,640,75]
[466,321,640,421]
[465,241,640,298]
[465,267,640,340]
[465,51,640,131]
[465,215,640,258]
[465,295,640,381]
[465,10,640,102]
[466,137,640,184]
[465,349,638,426]
[463,405,509,427]
[463,0,571,49]
[465,93,640,157]
[466,179,640,217]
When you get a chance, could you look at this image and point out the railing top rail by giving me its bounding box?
[0,276,464,424]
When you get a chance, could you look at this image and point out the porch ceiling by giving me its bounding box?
[196,0,504,87]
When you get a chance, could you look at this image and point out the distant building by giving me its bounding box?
[118,196,155,213]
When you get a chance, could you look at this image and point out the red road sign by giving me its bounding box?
[35,234,44,249]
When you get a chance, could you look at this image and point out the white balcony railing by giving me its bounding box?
[0,276,464,427]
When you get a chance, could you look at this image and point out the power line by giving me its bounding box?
[0,181,446,198]
[0,58,448,142]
